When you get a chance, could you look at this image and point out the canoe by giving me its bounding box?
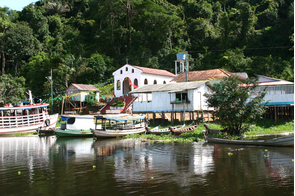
[206,134,294,147]
[170,124,198,135]
[146,124,185,135]
[91,114,148,138]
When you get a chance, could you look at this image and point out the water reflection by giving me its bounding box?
[0,136,293,196]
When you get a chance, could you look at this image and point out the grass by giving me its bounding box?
[12,132,37,136]
[126,119,294,143]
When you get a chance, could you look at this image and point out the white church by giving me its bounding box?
[112,64,176,97]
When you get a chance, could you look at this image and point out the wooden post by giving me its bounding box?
[153,113,155,124]
[61,97,64,115]
[192,111,194,123]
[201,111,204,123]
[275,106,277,122]
[161,111,165,124]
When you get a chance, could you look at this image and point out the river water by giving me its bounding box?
[0,136,293,196]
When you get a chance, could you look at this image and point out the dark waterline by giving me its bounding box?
[0,136,294,196]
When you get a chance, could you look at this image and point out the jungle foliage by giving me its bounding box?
[0,0,293,100]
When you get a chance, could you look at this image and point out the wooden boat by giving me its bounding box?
[205,134,294,147]
[146,124,185,135]
[0,102,58,135]
[54,115,99,137]
[91,114,148,138]
[170,124,198,135]
[204,124,227,134]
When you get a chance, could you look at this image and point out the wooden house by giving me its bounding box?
[66,84,100,102]
[64,84,100,113]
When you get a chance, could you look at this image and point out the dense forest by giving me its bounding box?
[0,0,293,101]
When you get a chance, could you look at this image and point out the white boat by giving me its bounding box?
[146,124,186,135]
[54,115,100,137]
[91,114,148,138]
[0,103,58,134]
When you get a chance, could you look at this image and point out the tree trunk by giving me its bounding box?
[1,40,5,74]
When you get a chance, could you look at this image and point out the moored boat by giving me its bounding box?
[91,114,148,138]
[54,115,99,137]
[0,103,58,135]
[205,134,294,147]
[170,124,198,135]
[146,124,185,135]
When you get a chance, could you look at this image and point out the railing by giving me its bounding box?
[0,113,45,129]
[170,100,191,104]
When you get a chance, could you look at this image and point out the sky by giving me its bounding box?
[0,0,37,11]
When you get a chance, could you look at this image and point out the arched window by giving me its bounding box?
[117,80,121,90]
[132,69,134,73]
[120,70,123,74]
[126,67,128,71]
[144,79,148,85]
[163,81,166,84]
[134,78,138,87]
[154,80,157,84]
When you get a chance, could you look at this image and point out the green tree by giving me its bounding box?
[0,7,16,74]
[0,74,26,106]
[204,76,268,135]
[4,22,41,75]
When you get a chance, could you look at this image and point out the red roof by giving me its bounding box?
[71,84,99,91]
[133,66,175,77]
[171,69,246,82]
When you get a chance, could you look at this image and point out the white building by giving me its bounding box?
[113,64,175,97]
[130,81,213,113]
[251,75,294,106]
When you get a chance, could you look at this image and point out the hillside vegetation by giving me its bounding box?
[0,0,293,99]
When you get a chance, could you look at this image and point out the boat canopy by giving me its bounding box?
[0,103,49,111]
[94,115,146,121]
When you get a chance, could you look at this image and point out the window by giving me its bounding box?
[117,80,121,90]
[144,79,148,85]
[154,80,157,84]
[134,78,138,87]
[163,81,166,84]
[176,92,188,102]
[126,67,128,71]
[132,69,134,73]
[67,118,75,124]
[120,70,123,74]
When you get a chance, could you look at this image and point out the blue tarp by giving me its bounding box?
[61,116,73,121]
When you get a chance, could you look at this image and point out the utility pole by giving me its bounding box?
[185,52,188,82]
[51,68,53,114]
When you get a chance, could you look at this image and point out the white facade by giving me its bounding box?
[251,84,294,105]
[250,75,294,106]
[132,83,213,113]
[113,64,175,97]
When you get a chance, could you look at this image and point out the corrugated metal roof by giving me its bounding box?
[71,84,100,91]
[130,81,206,94]
[258,80,294,86]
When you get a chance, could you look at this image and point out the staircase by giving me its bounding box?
[99,94,137,114]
